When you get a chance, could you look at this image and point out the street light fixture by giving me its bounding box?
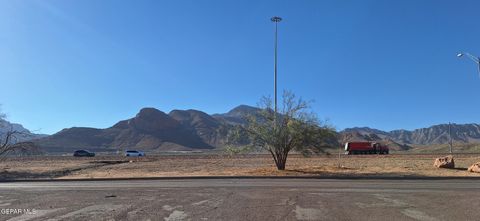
[457,52,480,78]
[271,16,282,115]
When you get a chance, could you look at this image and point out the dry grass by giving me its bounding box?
[1,154,480,180]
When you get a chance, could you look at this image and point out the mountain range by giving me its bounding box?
[3,105,480,153]
[33,106,263,153]
[339,124,480,150]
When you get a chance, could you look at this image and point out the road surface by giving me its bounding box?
[0,178,478,220]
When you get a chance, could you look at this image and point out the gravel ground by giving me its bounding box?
[1,154,479,180]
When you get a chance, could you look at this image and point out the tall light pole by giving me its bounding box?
[457,52,480,78]
[271,16,282,115]
[449,122,453,154]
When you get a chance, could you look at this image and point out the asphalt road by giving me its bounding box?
[0,178,478,221]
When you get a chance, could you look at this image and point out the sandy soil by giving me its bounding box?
[1,154,480,179]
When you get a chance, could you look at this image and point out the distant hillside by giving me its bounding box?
[34,105,338,154]
[339,130,412,151]
[169,109,226,146]
[390,124,480,144]
[0,119,47,143]
[341,123,480,148]
[34,107,230,153]
[409,143,480,154]
[212,105,262,125]
[32,104,480,154]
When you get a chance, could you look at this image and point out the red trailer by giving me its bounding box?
[344,142,389,155]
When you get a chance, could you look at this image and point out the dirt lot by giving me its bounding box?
[1,154,480,180]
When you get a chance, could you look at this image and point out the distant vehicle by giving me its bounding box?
[344,142,389,155]
[125,150,145,157]
[73,150,95,157]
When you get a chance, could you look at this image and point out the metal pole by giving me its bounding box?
[449,122,453,154]
[477,57,480,77]
[338,143,341,168]
[271,17,282,117]
[274,21,278,114]
[457,52,480,78]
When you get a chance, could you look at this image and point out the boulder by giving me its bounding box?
[433,155,455,169]
[467,162,480,173]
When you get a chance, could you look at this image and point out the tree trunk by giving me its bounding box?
[276,160,286,170]
[274,152,288,170]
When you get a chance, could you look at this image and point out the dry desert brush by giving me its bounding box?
[229,91,337,170]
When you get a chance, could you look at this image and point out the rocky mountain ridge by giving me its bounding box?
[21,105,480,153]
[341,123,480,146]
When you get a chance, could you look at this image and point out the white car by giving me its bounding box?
[125,150,145,157]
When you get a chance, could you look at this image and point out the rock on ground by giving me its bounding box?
[468,162,480,173]
[433,155,455,169]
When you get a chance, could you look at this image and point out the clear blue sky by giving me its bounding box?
[1,0,479,134]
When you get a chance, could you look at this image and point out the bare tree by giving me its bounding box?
[229,91,337,170]
[0,131,37,159]
[339,132,354,145]
[0,110,39,160]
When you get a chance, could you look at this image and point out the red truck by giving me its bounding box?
[344,142,389,155]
